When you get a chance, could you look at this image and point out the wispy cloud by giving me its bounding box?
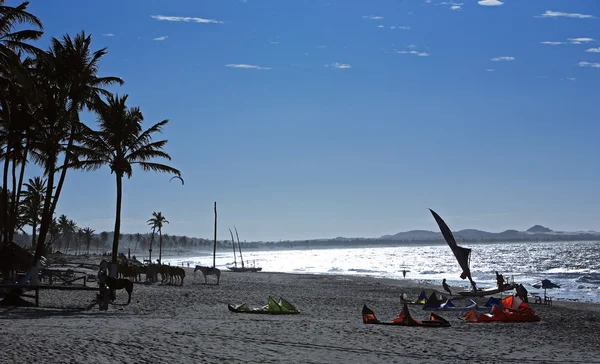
[153,36,168,41]
[377,25,385,28]
[586,47,600,53]
[317,45,328,49]
[397,50,430,57]
[151,15,224,24]
[478,0,503,6]
[439,2,463,10]
[568,37,594,44]
[490,56,515,62]
[326,62,352,69]
[486,68,495,72]
[269,41,280,45]
[390,25,411,30]
[540,41,565,45]
[579,61,600,68]
[362,15,383,20]
[536,10,595,19]
[225,64,271,70]
[102,33,115,37]
[563,77,576,81]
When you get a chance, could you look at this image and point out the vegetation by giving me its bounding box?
[0,1,180,274]
[147,211,168,264]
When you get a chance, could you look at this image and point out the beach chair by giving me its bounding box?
[530,292,542,304]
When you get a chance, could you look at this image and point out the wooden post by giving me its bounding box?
[213,201,217,268]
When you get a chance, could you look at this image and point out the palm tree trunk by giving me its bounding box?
[12,145,28,243]
[110,173,123,277]
[8,150,18,242]
[149,228,155,263]
[2,139,12,243]
[33,161,56,263]
[49,125,76,222]
[64,236,71,254]
[31,219,37,249]
[158,228,163,264]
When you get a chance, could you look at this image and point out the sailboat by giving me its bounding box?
[227,227,262,273]
[429,209,515,297]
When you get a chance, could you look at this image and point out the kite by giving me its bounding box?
[170,176,184,185]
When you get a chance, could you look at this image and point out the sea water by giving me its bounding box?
[162,240,600,303]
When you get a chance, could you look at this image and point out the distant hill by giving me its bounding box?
[527,225,553,233]
[380,225,600,242]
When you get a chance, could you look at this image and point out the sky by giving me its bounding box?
[18,0,600,241]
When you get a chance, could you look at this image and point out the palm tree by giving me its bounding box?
[0,1,43,243]
[133,232,141,253]
[99,231,109,253]
[147,212,169,264]
[57,215,77,254]
[74,94,180,274]
[20,176,45,248]
[82,227,94,255]
[32,31,123,263]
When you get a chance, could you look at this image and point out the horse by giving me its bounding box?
[194,265,220,284]
[105,276,134,304]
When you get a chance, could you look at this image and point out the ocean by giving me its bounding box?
[161,240,600,303]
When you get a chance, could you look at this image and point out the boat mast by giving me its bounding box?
[229,228,237,267]
[213,201,217,268]
[235,226,245,268]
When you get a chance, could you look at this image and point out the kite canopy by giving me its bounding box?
[169,175,184,185]
[362,303,451,328]
[415,291,428,305]
[228,297,299,314]
[464,295,541,323]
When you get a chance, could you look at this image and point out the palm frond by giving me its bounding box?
[131,162,180,176]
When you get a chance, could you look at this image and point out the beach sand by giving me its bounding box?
[1,264,600,364]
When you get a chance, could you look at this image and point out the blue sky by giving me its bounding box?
[21,0,600,241]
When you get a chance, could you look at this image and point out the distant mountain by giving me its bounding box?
[380,225,600,242]
[527,225,553,233]
[381,230,441,241]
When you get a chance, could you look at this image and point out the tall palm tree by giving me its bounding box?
[147,212,169,264]
[20,176,45,248]
[32,31,123,263]
[74,94,180,274]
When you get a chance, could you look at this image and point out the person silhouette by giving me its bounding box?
[402,270,407,279]
[442,278,452,296]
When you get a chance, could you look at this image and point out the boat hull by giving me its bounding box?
[227,267,262,273]
[458,285,516,297]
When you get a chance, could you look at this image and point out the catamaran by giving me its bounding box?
[227,227,262,273]
[429,209,515,297]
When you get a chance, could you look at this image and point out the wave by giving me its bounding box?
[348,268,383,274]
[576,274,600,284]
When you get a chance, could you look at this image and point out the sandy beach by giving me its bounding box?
[1,264,600,364]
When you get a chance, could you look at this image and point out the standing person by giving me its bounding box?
[97,260,110,311]
[402,270,407,279]
[516,284,529,303]
[496,271,505,289]
[442,278,452,296]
